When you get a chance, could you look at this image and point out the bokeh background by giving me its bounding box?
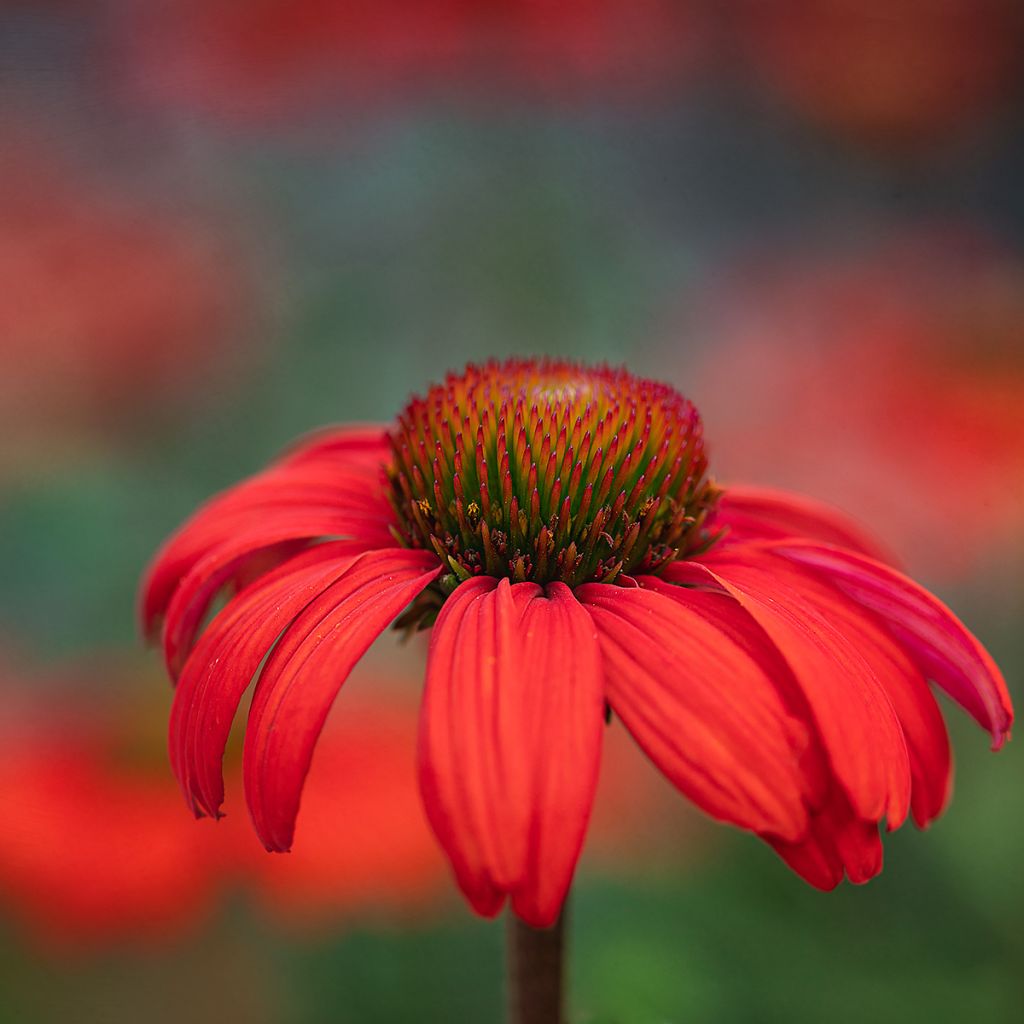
[1,2,1023,1022]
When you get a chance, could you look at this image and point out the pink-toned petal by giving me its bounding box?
[668,553,912,829]
[770,786,883,890]
[576,580,821,842]
[774,541,1013,748]
[140,440,393,638]
[711,485,895,563]
[418,579,606,927]
[243,548,441,853]
[170,542,367,818]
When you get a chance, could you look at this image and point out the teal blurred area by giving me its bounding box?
[0,2,1022,1021]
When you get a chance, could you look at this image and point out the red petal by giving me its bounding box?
[417,577,505,918]
[740,553,952,827]
[243,548,441,852]
[511,583,605,927]
[576,580,820,842]
[275,424,391,469]
[169,542,368,818]
[140,428,393,639]
[770,785,883,890]
[418,579,606,927]
[712,485,895,563]
[161,520,383,679]
[774,541,1013,749]
[669,552,912,829]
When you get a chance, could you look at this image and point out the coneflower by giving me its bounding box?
[142,359,1011,1023]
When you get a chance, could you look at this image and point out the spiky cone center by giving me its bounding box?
[386,361,721,611]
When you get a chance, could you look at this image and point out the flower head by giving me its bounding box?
[387,361,718,596]
[143,358,1012,927]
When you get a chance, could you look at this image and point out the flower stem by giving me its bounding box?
[505,905,567,1024]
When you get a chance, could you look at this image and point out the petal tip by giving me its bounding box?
[990,725,1011,752]
[510,900,564,931]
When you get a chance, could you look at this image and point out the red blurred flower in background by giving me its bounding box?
[250,685,682,927]
[0,678,228,949]
[0,132,256,473]
[0,654,660,949]
[687,228,1024,582]
[728,0,1023,153]
[241,693,448,929]
[109,0,706,124]
[142,359,1010,929]
[0,662,449,950]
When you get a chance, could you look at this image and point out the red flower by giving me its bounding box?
[240,695,448,928]
[113,0,704,123]
[0,696,228,949]
[142,359,1012,928]
[729,0,1022,152]
[0,132,254,467]
[688,230,1024,581]
[0,664,451,949]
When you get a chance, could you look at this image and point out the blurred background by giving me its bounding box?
[0,2,1022,1021]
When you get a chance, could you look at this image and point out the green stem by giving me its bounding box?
[505,904,567,1024]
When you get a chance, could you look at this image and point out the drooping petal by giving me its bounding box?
[243,548,441,853]
[711,485,895,563]
[773,541,1013,748]
[418,578,606,927]
[769,785,883,891]
[170,541,368,818]
[733,551,952,827]
[667,553,912,830]
[161,522,380,679]
[143,476,394,641]
[417,577,505,918]
[511,583,605,926]
[140,427,394,639]
[576,580,822,842]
